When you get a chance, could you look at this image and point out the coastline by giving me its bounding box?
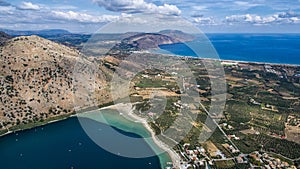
[218,58,300,67]
[0,114,75,138]
[97,103,181,168]
[195,56,300,67]
[0,101,115,138]
[150,49,300,67]
[0,102,179,169]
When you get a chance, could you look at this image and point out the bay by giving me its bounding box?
[157,34,300,65]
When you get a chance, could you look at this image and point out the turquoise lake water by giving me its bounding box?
[0,110,170,169]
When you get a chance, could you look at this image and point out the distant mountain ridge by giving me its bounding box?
[0,29,195,53]
[0,28,71,36]
[0,31,12,46]
[105,30,195,58]
[122,30,195,49]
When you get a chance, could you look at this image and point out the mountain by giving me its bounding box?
[158,30,195,42]
[121,30,195,50]
[122,33,180,49]
[106,30,195,58]
[0,35,111,130]
[0,29,71,36]
[0,30,194,130]
[0,31,11,46]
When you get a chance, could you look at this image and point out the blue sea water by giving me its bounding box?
[158,34,300,65]
[0,117,161,169]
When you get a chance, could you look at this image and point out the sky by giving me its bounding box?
[0,0,300,33]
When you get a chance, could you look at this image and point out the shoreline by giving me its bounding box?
[0,103,180,169]
[98,103,181,168]
[150,49,300,67]
[0,114,76,138]
[0,101,115,138]
[192,56,300,67]
[218,58,300,67]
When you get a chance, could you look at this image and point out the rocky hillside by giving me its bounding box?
[0,35,111,130]
[0,30,194,131]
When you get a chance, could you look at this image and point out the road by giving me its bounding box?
[199,102,240,151]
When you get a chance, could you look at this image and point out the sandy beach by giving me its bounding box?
[153,52,300,67]
[98,103,182,168]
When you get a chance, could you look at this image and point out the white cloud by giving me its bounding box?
[99,14,199,34]
[275,12,300,24]
[18,2,40,10]
[225,12,300,25]
[1,0,299,33]
[278,11,299,18]
[93,0,181,16]
[226,14,262,23]
[193,17,216,25]
[52,10,119,23]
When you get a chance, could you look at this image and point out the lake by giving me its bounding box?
[0,109,170,169]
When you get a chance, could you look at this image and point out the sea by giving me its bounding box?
[157,34,300,65]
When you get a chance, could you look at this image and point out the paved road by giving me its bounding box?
[199,102,240,151]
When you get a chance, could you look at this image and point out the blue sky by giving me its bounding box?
[0,0,300,33]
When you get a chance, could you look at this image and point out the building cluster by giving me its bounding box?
[222,143,240,153]
[220,123,234,130]
[287,115,300,127]
[173,143,243,169]
[249,151,296,169]
[264,65,283,77]
[178,143,215,169]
